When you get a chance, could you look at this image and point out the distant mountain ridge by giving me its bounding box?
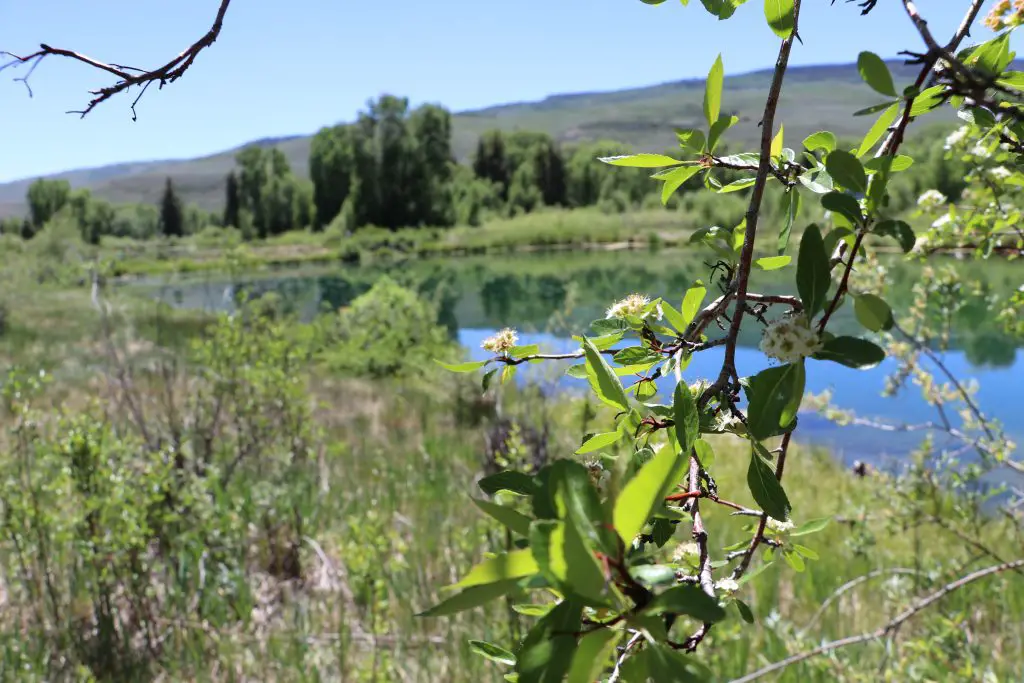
[0,59,994,218]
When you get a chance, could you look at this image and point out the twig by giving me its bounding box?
[730,558,1024,682]
[0,0,232,117]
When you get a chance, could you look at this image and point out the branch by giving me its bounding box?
[0,0,232,118]
[729,559,1024,683]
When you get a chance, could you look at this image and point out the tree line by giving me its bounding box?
[1,96,970,244]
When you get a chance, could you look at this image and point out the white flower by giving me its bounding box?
[759,314,822,364]
[944,126,968,149]
[482,328,518,354]
[766,517,795,533]
[714,577,740,593]
[672,542,700,562]
[606,293,661,321]
[971,143,991,158]
[932,214,953,229]
[916,189,947,209]
[988,166,1012,180]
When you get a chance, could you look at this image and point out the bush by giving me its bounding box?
[319,277,452,377]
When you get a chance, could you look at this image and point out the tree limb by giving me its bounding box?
[0,0,232,119]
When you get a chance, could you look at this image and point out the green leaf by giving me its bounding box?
[793,544,820,560]
[436,359,489,373]
[748,442,792,521]
[417,579,522,617]
[791,516,831,537]
[813,336,886,369]
[803,131,837,153]
[997,70,1024,90]
[857,103,899,158]
[864,155,913,173]
[699,0,749,20]
[575,431,623,455]
[599,154,682,168]
[620,643,710,683]
[470,640,517,667]
[784,548,806,572]
[755,255,791,271]
[908,85,947,117]
[853,100,899,117]
[615,347,662,366]
[821,191,862,226]
[764,0,795,38]
[676,128,707,153]
[613,445,682,545]
[857,51,897,96]
[516,600,582,683]
[736,599,755,624]
[874,219,916,253]
[455,549,538,589]
[567,629,621,683]
[825,150,867,194]
[583,336,630,412]
[778,188,801,254]
[479,471,537,497]
[694,438,716,469]
[644,584,727,622]
[629,564,679,587]
[707,115,739,152]
[681,282,707,325]
[659,164,702,204]
[660,301,688,333]
[703,54,724,128]
[770,124,785,157]
[673,383,700,455]
[719,177,757,193]
[472,498,533,537]
[744,363,802,440]
[512,603,554,617]
[550,460,617,557]
[797,224,831,319]
[854,293,894,332]
[530,520,609,606]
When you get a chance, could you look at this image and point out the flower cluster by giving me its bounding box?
[944,125,969,150]
[481,328,518,354]
[606,293,661,320]
[983,0,1024,30]
[917,189,947,209]
[714,577,739,594]
[766,517,795,533]
[759,314,822,364]
[672,542,700,563]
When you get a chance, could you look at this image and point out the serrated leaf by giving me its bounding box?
[644,584,727,622]
[744,363,802,440]
[803,131,837,153]
[825,150,867,193]
[417,579,521,617]
[472,498,533,537]
[704,54,724,128]
[673,382,700,455]
[755,255,792,271]
[437,359,489,373]
[813,336,886,369]
[857,103,899,157]
[613,446,682,545]
[470,640,517,667]
[748,442,791,521]
[600,154,682,168]
[575,431,623,455]
[857,51,897,96]
[455,549,538,589]
[797,224,831,319]
[583,336,629,412]
[854,293,893,332]
[764,0,795,38]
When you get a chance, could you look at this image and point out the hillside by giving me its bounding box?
[0,60,968,218]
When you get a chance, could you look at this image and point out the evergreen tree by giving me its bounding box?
[159,177,184,237]
[223,171,241,228]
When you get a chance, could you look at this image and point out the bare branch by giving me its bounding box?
[731,559,1024,683]
[0,0,232,118]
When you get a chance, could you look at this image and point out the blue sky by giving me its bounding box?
[0,0,1015,182]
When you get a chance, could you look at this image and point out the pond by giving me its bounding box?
[130,248,1023,471]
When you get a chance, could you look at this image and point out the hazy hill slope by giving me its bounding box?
[0,60,973,218]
